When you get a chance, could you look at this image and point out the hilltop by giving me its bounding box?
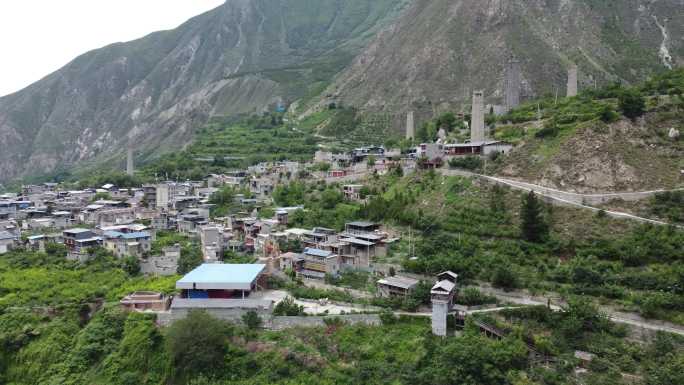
[491,69,684,192]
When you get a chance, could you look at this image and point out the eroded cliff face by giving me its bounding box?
[322,0,683,121]
[0,0,408,181]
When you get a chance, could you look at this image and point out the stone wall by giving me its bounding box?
[271,314,381,330]
[157,311,381,330]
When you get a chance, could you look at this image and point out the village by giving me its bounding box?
[0,64,592,340]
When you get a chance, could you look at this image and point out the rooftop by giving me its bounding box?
[378,276,419,290]
[0,231,15,240]
[103,231,150,240]
[176,263,266,291]
[64,228,93,234]
[346,221,378,228]
[340,237,375,247]
[431,280,456,294]
[303,248,333,258]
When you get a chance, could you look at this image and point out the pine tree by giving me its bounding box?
[520,191,548,242]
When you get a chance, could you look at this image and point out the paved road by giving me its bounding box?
[473,285,684,336]
[255,290,379,315]
[439,168,682,227]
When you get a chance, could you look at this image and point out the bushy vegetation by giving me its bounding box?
[649,191,684,224]
[448,156,483,171]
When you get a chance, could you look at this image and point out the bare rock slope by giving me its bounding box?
[0,0,408,181]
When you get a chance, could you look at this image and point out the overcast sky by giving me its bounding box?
[0,0,225,97]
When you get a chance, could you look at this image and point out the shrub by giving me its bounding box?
[492,265,519,290]
[535,123,560,138]
[618,89,646,119]
[242,310,262,330]
[459,287,497,306]
[599,105,620,123]
[448,156,483,171]
[273,297,305,316]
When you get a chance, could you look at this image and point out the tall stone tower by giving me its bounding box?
[470,91,486,142]
[126,141,134,176]
[504,58,521,112]
[567,64,578,97]
[430,271,458,337]
[406,111,415,140]
[431,297,449,337]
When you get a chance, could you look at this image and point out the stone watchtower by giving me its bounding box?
[567,64,578,97]
[431,271,458,336]
[406,111,415,140]
[504,58,521,112]
[470,91,485,142]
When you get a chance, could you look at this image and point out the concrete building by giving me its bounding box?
[504,58,521,112]
[0,231,16,254]
[471,91,486,142]
[431,271,458,337]
[443,141,513,157]
[103,231,152,258]
[567,64,578,97]
[200,226,223,263]
[296,248,340,279]
[63,228,102,261]
[156,183,174,209]
[342,184,364,201]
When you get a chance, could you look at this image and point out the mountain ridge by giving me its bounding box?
[0,0,409,182]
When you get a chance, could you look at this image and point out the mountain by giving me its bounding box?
[322,0,683,123]
[0,0,408,182]
[2,0,683,183]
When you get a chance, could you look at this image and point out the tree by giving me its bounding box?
[121,256,140,276]
[241,310,262,330]
[177,246,203,274]
[618,89,646,120]
[520,191,548,243]
[436,112,456,132]
[209,186,235,206]
[492,264,519,290]
[166,311,233,380]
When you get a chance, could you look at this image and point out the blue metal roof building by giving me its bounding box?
[176,264,266,291]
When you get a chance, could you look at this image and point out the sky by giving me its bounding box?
[0,0,225,97]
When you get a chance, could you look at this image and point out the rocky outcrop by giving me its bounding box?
[322,0,683,123]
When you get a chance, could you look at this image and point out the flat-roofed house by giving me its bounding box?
[377,276,420,298]
[103,231,152,258]
[343,184,364,201]
[63,228,102,262]
[120,291,171,312]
